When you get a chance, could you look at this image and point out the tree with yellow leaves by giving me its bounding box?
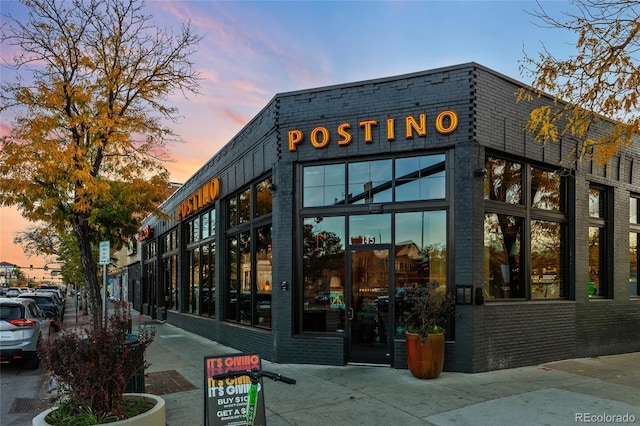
[518,0,639,165]
[0,0,201,327]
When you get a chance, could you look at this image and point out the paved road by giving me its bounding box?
[0,332,55,426]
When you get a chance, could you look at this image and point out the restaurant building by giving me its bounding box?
[134,63,640,373]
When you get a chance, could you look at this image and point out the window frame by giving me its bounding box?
[483,154,570,301]
[224,176,273,329]
[588,184,613,299]
[302,153,447,208]
[630,195,639,298]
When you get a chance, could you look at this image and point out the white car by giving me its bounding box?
[0,298,48,369]
[5,287,24,297]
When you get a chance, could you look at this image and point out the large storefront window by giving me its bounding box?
[162,229,179,311]
[531,220,563,298]
[483,156,568,300]
[629,196,638,297]
[303,154,446,207]
[395,211,447,285]
[302,216,346,332]
[588,185,610,298]
[184,210,216,316]
[394,211,447,333]
[143,239,156,312]
[484,213,524,298]
[163,255,178,311]
[188,247,200,313]
[224,176,273,329]
[255,225,272,327]
[200,243,212,316]
[300,154,448,335]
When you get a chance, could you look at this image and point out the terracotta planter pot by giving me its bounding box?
[405,332,445,379]
[32,393,165,426]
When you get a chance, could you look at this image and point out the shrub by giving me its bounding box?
[402,282,458,339]
[39,300,155,422]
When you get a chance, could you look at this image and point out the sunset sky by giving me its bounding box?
[0,0,574,275]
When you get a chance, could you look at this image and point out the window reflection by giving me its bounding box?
[163,254,178,311]
[302,216,346,332]
[202,212,210,238]
[531,168,561,211]
[632,196,639,297]
[485,157,522,204]
[395,211,447,286]
[395,155,446,201]
[531,220,563,298]
[348,160,392,204]
[394,211,447,335]
[589,226,604,297]
[239,189,251,224]
[630,232,638,297]
[349,214,391,244]
[239,231,251,324]
[189,247,200,313]
[255,225,272,328]
[589,187,605,218]
[484,213,524,299]
[302,154,447,207]
[200,242,215,317]
[256,178,273,217]
[226,236,238,321]
[228,197,237,227]
[224,178,273,329]
[303,164,346,207]
[588,185,609,298]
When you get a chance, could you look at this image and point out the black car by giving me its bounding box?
[18,293,61,331]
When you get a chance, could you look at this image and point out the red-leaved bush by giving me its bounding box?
[39,300,155,420]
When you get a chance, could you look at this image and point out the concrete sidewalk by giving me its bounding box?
[135,309,640,426]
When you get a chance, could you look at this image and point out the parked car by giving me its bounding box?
[18,293,62,331]
[5,287,23,298]
[38,286,65,300]
[33,289,65,316]
[0,298,48,369]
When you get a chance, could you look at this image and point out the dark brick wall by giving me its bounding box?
[147,63,640,372]
[467,65,640,372]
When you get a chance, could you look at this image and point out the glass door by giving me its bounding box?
[347,248,391,364]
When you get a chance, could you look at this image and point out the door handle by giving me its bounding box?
[347,308,354,321]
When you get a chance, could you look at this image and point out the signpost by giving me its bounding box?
[204,353,265,426]
[99,241,110,317]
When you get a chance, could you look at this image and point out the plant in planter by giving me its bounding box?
[37,300,157,425]
[402,282,457,379]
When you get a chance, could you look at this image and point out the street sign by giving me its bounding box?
[99,241,110,265]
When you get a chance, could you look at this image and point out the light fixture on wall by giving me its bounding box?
[474,167,487,177]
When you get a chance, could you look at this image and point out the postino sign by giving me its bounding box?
[177,177,220,220]
[287,110,458,152]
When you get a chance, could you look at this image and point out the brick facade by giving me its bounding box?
[139,63,640,373]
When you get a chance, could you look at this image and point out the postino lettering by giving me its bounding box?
[177,177,220,220]
[288,110,458,152]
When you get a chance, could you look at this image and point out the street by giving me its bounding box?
[0,357,53,426]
